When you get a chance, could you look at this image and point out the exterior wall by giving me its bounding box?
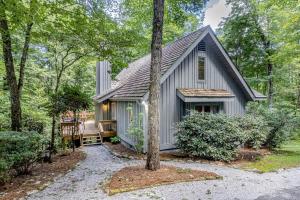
[159,38,248,150]
[96,61,111,96]
[94,101,111,126]
[116,101,144,148]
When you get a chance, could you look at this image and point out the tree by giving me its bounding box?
[218,0,275,106]
[121,0,206,58]
[58,84,90,152]
[146,0,165,171]
[0,0,37,131]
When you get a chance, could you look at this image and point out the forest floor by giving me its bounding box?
[26,145,300,200]
[0,150,86,200]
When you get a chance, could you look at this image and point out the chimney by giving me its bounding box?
[96,61,111,96]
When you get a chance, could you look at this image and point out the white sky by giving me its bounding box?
[203,0,231,30]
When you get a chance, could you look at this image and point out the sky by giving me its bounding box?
[203,0,231,30]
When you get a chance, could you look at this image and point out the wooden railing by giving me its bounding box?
[98,120,117,138]
[60,122,82,136]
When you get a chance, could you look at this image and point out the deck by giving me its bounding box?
[60,120,117,146]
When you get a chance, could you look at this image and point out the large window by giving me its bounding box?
[198,56,205,80]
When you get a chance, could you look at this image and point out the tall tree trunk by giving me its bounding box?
[0,3,21,131]
[0,0,33,131]
[146,0,164,171]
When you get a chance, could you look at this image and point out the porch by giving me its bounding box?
[60,119,117,146]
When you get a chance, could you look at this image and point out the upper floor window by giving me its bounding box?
[198,56,205,80]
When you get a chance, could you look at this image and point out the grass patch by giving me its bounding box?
[242,137,300,173]
[104,165,222,195]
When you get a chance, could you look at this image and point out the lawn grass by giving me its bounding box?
[243,137,300,173]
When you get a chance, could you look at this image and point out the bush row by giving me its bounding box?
[0,131,46,185]
[176,103,299,162]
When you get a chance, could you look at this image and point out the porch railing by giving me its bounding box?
[60,122,82,136]
[98,120,117,138]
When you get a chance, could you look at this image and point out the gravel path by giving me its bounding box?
[26,146,300,200]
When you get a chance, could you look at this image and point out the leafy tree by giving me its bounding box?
[58,84,90,152]
[0,0,38,130]
[121,0,206,59]
[218,0,275,106]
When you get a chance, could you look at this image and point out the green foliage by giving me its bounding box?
[246,102,300,149]
[110,136,121,144]
[58,84,91,114]
[176,112,245,161]
[0,131,46,184]
[127,106,144,154]
[121,0,206,58]
[236,114,270,149]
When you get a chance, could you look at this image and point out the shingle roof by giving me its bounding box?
[95,25,266,102]
[177,88,234,98]
[111,26,208,99]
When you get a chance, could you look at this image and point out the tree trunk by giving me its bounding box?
[267,62,273,108]
[0,0,33,131]
[0,3,22,131]
[47,115,57,162]
[146,0,164,171]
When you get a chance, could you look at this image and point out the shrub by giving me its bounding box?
[176,112,245,161]
[0,131,46,184]
[236,115,269,149]
[22,110,50,134]
[246,102,299,149]
[127,106,144,154]
[110,136,121,144]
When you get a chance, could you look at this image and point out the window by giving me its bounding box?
[198,56,205,80]
[194,104,220,114]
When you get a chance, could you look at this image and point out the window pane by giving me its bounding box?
[212,105,220,114]
[195,105,203,113]
[198,56,205,80]
[204,106,210,113]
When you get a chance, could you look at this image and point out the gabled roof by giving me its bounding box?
[95,25,265,102]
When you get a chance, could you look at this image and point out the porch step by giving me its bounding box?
[82,135,102,146]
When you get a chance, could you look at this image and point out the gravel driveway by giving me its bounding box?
[26,146,300,200]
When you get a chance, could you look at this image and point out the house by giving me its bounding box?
[93,25,266,151]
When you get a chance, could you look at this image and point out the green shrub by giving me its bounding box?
[246,102,299,149]
[176,112,244,161]
[110,136,121,144]
[127,106,144,154]
[236,115,269,149]
[0,131,46,184]
[22,110,50,134]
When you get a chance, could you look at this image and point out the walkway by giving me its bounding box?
[27,146,300,200]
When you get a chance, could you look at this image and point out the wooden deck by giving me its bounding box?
[60,120,117,146]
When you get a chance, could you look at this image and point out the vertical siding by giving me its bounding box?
[96,61,111,96]
[116,101,144,147]
[160,37,247,150]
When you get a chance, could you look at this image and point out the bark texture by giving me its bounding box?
[146,0,164,171]
[0,0,33,131]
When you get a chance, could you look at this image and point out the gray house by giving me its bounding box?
[93,25,265,151]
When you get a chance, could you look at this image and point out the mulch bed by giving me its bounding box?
[104,142,145,159]
[0,150,86,200]
[104,142,271,167]
[104,165,222,195]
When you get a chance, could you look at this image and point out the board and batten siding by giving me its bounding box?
[159,37,248,150]
[116,101,145,148]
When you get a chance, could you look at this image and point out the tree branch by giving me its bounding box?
[18,0,35,92]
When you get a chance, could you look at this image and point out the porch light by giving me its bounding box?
[102,102,108,111]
